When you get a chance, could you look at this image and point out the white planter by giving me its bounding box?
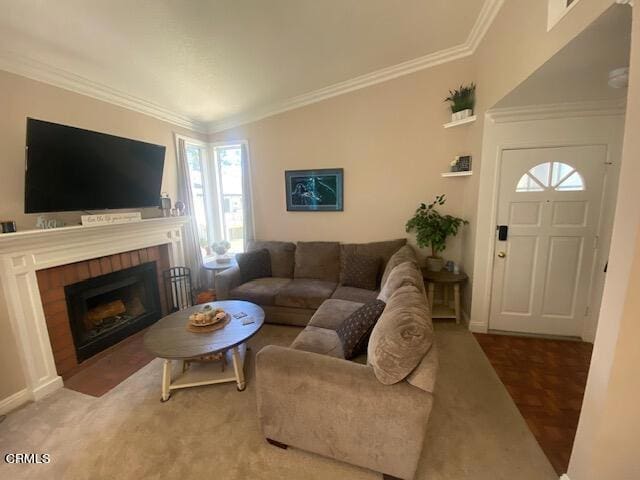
[451,109,473,122]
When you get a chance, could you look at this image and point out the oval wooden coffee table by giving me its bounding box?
[143,300,264,401]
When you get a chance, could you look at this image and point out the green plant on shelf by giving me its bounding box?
[444,83,476,113]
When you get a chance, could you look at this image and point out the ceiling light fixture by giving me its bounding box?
[608,67,629,89]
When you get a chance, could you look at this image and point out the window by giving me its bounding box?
[516,162,585,193]
[182,139,249,259]
[213,144,245,254]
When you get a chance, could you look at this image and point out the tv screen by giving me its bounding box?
[25,118,166,213]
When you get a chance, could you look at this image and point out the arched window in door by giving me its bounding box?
[516,161,585,192]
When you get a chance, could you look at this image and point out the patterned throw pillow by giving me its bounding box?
[236,249,272,283]
[336,299,386,359]
[341,254,380,291]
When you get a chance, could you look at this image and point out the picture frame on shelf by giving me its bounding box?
[451,155,472,172]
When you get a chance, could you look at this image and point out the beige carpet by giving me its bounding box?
[0,323,557,480]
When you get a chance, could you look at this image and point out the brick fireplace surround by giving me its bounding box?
[37,246,171,378]
[0,217,188,414]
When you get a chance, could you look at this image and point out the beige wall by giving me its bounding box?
[212,58,475,266]
[0,69,203,231]
[569,3,640,478]
[212,0,617,315]
[0,69,202,406]
[582,230,640,478]
[462,0,616,310]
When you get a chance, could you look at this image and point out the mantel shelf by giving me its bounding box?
[443,115,477,128]
[0,216,189,253]
[441,171,473,177]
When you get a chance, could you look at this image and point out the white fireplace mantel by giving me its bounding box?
[0,216,188,413]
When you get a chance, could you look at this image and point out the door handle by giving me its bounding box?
[497,251,506,258]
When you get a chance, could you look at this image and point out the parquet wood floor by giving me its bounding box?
[473,332,593,475]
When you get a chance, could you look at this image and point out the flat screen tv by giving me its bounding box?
[25,118,166,213]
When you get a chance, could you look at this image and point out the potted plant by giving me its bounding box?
[444,83,476,122]
[405,195,468,271]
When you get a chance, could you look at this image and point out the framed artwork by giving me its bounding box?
[285,168,344,211]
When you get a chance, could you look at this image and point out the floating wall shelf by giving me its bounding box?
[443,115,477,129]
[441,171,473,178]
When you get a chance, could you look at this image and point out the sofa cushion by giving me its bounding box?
[294,241,341,282]
[378,261,427,303]
[236,249,272,283]
[229,277,291,306]
[309,298,364,331]
[341,253,380,291]
[331,286,380,304]
[340,239,407,285]
[368,285,433,385]
[406,343,438,394]
[248,240,296,278]
[275,278,338,309]
[336,299,386,359]
[290,326,344,359]
[380,245,419,289]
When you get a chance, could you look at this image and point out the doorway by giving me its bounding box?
[489,145,608,337]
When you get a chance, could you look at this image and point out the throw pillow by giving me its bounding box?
[341,254,380,291]
[236,249,272,283]
[336,299,386,359]
[368,284,433,385]
[247,240,296,278]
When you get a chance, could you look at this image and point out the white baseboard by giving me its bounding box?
[32,375,63,401]
[468,320,488,333]
[0,388,30,415]
[560,474,571,480]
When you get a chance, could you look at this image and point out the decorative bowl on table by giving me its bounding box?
[189,305,226,327]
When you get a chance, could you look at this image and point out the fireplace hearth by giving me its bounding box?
[65,262,162,362]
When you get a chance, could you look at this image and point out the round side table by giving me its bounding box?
[203,257,238,274]
[421,268,468,324]
[203,257,238,294]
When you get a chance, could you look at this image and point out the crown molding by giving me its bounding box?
[0,51,208,133]
[208,0,505,133]
[208,42,472,133]
[487,98,627,123]
[467,0,505,51]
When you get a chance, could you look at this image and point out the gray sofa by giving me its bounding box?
[215,239,407,325]
[216,239,437,480]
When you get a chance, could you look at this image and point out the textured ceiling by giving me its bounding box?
[0,0,487,129]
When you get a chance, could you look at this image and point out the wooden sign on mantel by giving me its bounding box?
[81,212,142,227]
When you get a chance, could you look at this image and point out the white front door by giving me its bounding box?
[489,145,607,337]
